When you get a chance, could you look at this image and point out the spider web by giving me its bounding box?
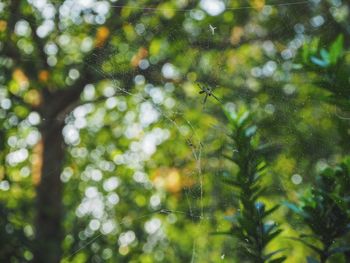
[45,1,333,262]
[60,21,208,263]
[54,22,220,263]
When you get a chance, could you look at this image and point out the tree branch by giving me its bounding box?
[44,0,146,119]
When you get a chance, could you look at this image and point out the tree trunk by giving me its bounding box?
[33,118,65,263]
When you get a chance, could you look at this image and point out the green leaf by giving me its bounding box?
[222,154,234,161]
[264,205,280,217]
[223,108,238,127]
[288,237,323,254]
[237,111,250,127]
[299,234,319,239]
[264,249,286,260]
[251,187,267,202]
[264,229,283,245]
[222,178,241,188]
[302,37,319,63]
[268,256,287,263]
[256,160,268,171]
[329,34,344,64]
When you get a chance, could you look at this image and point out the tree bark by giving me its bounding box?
[33,117,65,263]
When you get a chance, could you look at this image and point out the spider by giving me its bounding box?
[197,83,221,104]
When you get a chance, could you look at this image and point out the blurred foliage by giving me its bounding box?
[0,0,350,262]
[285,160,350,263]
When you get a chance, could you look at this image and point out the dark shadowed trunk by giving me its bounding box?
[33,116,65,263]
[29,7,125,261]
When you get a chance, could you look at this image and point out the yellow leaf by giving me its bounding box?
[13,68,29,89]
[131,47,148,67]
[250,0,265,11]
[0,20,7,32]
[38,70,49,82]
[32,140,43,186]
[95,26,110,48]
[230,26,244,45]
[24,89,42,107]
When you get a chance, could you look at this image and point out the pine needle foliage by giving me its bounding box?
[221,108,285,263]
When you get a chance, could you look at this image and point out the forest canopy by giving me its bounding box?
[1,0,350,262]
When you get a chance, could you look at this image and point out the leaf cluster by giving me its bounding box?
[221,107,285,263]
[286,159,350,263]
[300,35,350,110]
